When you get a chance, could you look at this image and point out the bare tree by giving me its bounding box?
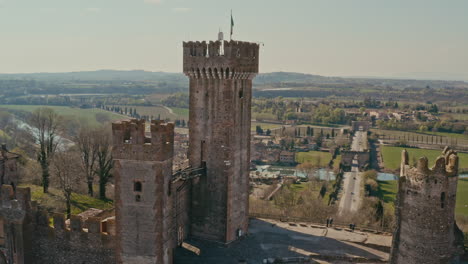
[76,127,99,197]
[95,128,113,200]
[296,161,315,179]
[30,107,61,193]
[52,151,81,219]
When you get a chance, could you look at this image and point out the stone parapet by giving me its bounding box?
[112,119,174,161]
[183,40,259,80]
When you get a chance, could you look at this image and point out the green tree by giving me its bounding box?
[95,129,113,200]
[256,125,264,135]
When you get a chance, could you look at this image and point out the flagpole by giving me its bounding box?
[230,10,233,41]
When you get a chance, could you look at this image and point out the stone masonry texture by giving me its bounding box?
[113,120,175,264]
[183,40,260,243]
[390,147,465,263]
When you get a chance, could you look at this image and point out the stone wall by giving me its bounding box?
[0,185,116,264]
[340,151,370,171]
[113,120,176,264]
[390,147,464,263]
[184,40,259,243]
[351,121,371,132]
[30,213,115,264]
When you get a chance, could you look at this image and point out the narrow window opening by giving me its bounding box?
[135,195,141,202]
[134,181,142,192]
[441,192,445,208]
[239,89,244,99]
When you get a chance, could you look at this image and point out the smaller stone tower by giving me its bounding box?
[112,120,175,264]
[390,147,464,264]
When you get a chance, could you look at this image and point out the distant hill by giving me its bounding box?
[0,70,467,92]
[0,70,185,82]
[254,72,339,85]
[254,71,468,90]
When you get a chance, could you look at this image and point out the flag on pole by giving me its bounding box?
[230,10,234,40]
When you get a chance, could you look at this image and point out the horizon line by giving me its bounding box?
[0,69,467,83]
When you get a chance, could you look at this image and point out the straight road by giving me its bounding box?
[338,131,368,215]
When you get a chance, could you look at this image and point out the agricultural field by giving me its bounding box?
[450,113,468,121]
[372,129,468,147]
[377,179,468,217]
[381,146,468,170]
[113,105,188,121]
[0,104,125,127]
[171,107,189,118]
[296,150,332,167]
[421,131,468,140]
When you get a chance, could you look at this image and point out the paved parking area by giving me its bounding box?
[174,218,391,264]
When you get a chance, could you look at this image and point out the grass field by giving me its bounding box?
[113,105,188,121]
[287,181,333,205]
[377,180,398,205]
[378,179,468,217]
[456,179,468,216]
[420,131,468,140]
[443,113,468,121]
[382,146,468,170]
[0,105,125,127]
[171,107,189,118]
[296,151,332,167]
[21,184,114,215]
[372,129,468,146]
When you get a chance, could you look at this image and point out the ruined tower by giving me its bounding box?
[183,39,260,243]
[390,147,464,263]
[112,120,175,264]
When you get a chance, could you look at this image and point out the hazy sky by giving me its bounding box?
[1,0,468,80]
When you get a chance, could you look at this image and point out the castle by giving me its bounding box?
[0,37,464,264]
[0,38,260,264]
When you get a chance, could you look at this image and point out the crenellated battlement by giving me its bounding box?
[0,185,117,264]
[112,119,174,161]
[39,213,116,248]
[390,146,464,263]
[183,40,259,80]
[400,147,459,185]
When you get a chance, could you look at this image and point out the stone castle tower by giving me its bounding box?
[390,147,464,263]
[112,120,175,264]
[183,40,260,243]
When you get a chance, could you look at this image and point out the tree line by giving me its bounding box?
[27,108,113,218]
